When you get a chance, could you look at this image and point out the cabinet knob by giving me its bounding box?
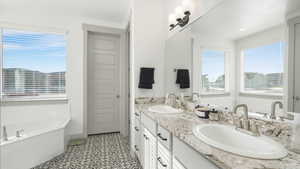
[134,145,139,151]
[143,134,149,140]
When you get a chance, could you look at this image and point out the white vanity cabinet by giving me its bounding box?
[135,111,219,169]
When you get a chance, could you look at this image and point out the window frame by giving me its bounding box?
[239,41,284,97]
[198,47,231,96]
[0,26,68,102]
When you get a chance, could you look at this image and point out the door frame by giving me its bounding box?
[83,24,129,137]
[287,16,300,112]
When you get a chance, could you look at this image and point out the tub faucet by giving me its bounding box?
[2,126,8,141]
[270,101,283,120]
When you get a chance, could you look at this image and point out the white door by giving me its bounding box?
[87,32,120,134]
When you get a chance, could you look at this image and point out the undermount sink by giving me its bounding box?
[148,105,183,114]
[193,124,288,159]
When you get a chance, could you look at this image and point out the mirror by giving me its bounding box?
[165,0,289,114]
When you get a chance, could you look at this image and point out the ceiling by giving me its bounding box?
[0,0,130,24]
[190,0,298,40]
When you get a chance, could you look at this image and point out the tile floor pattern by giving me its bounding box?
[32,133,141,169]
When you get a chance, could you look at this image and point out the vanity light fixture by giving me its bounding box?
[169,0,192,31]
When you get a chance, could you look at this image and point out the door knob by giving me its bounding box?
[116,94,120,98]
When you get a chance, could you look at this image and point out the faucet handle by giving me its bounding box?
[233,117,243,128]
[242,119,250,131]
[250,121,260,136]
[16,129,25,137]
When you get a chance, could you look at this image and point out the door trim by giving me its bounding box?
[83,24,128,137]
[287,17,300,112]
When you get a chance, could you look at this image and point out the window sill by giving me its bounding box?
[200,92,231,97]
[239,92,283,99]
[1,95,68,103]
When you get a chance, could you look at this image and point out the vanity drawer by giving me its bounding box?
[141,113,156,135]
[157,125,171,150]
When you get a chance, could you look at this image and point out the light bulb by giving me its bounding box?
[175,6,184,19]
[168,14,176,25]
[182,0,191,12]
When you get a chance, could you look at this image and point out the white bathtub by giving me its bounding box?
[1,113,70,169]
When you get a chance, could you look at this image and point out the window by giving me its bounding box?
[242,41,283,94]
[201,49,226,94]
[1,29,66,99]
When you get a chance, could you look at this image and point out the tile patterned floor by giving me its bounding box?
[32,133,141,169]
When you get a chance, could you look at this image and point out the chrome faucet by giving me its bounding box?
[233,104,260,136]
[270,101,283,120]
[234,104,250,130]
[165,93,177,106]
[2,126,8,141]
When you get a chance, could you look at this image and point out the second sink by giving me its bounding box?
[193,124,288,160]
[148,105,183,114]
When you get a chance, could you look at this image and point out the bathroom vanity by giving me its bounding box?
[132,0,300,168]
[133,99,300,169]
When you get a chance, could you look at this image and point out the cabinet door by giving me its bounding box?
[134,118,141,159]
[157,142,170,169]
[142,129,149,169]
[173,157,186,169]
[148,130,157,169]
[143,128,157,169]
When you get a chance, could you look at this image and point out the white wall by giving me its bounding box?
[131,0,166,98]
[235,25,287,113]
[0,14,126,137]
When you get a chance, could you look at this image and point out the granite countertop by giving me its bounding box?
[135,102,300,169]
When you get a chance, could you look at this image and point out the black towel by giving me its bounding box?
[176,69,190,89]
[138,67,155,89]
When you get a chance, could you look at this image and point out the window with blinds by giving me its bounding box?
[1,29,66,99]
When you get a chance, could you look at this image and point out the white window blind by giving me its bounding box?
[1,29,66,99]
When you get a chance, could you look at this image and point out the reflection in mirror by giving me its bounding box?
[164,0,297,116]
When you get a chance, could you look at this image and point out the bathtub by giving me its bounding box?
[1,113,70,169]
